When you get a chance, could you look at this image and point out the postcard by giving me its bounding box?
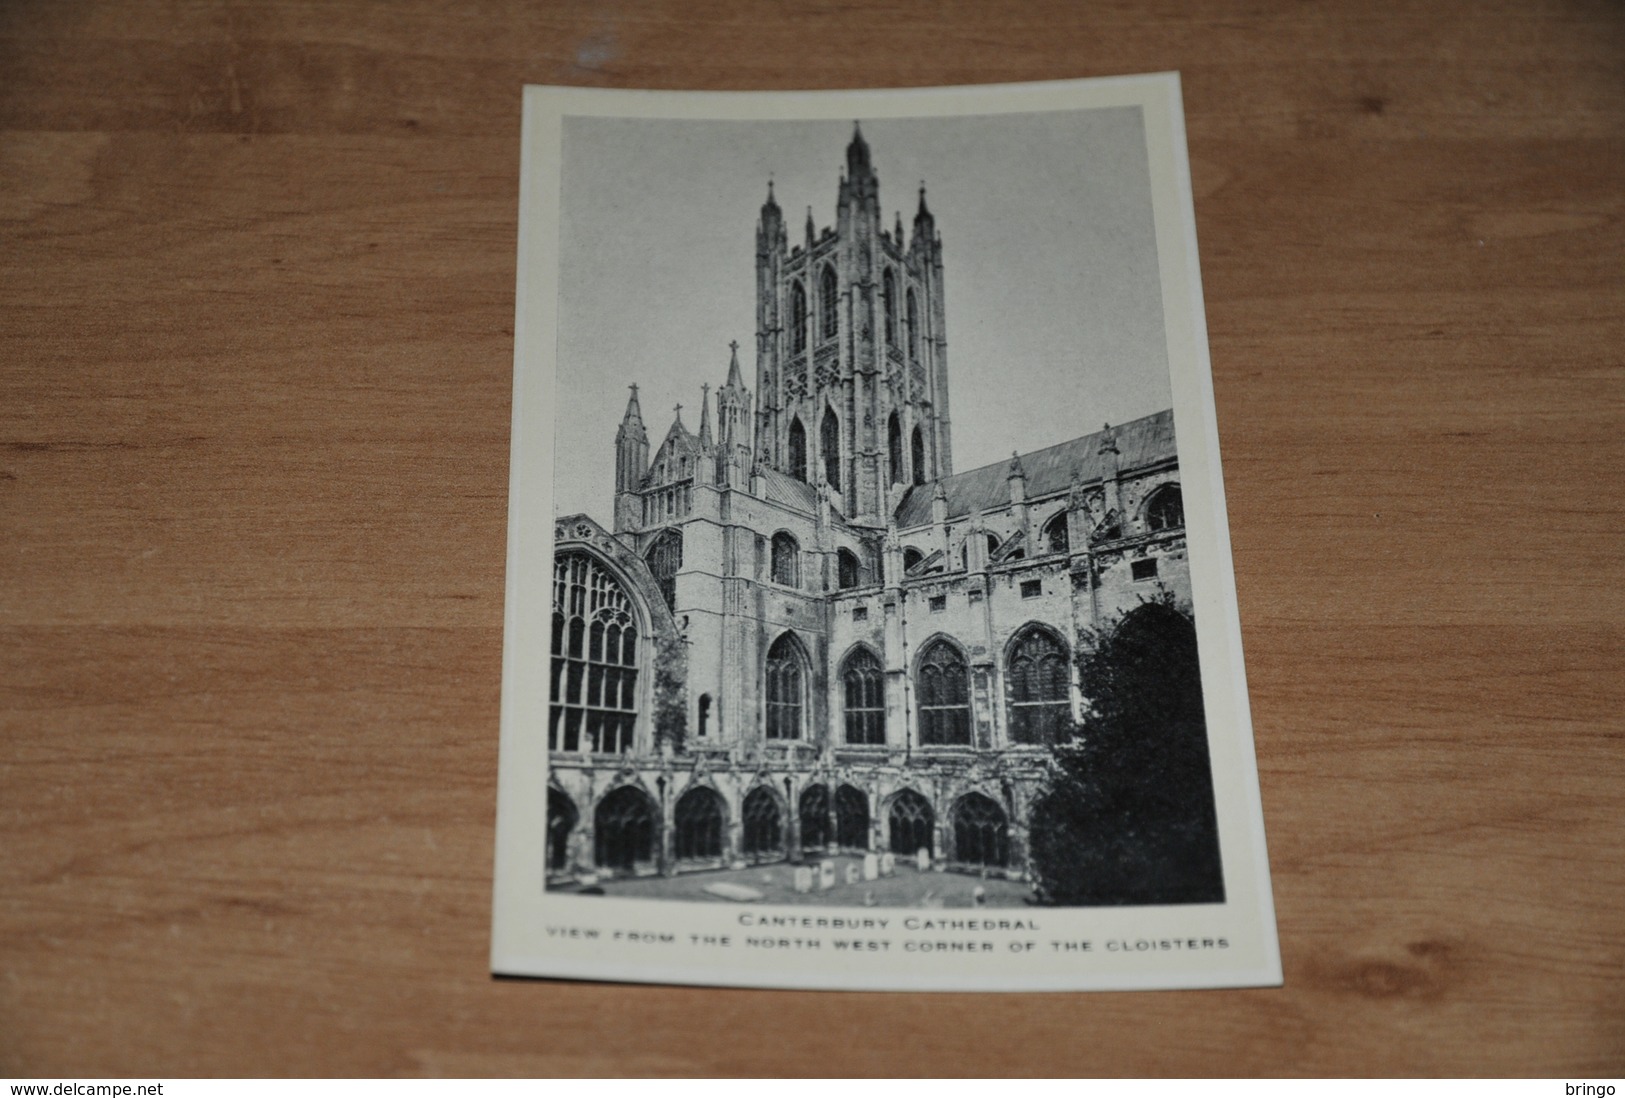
[492,74,1280,991]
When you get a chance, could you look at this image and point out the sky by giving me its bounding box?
[551,106,1172,519]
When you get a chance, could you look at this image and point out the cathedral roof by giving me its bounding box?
[754,465,820,513]
[892,409,1177,528]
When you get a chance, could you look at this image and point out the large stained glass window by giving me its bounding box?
[841,647,886,745]
[765,632,805,740]
[1007,626,1071,745]
[550,551,639,755]
[916,638,971,746]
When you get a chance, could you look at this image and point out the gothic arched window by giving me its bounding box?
[1007,625,1071,745]
[786,415,806,480]
[788,417,807,482]
[841,647,886,745]
[1146,484,1184,531]
[888,789,934,858]
[790,280,808,354]
[799,784,830,854]
[821,408,840,490]
[550,552,639,755]
[674,786,725,862]
[771,531,799,587]
[697,693,712,737]
[906,288,919,360]
[917,638,971,746]
[952,793,1009,869]
[644,528,682,614]
[1044,512,1070,554]
[837,548,861,590]
[765,632,806,740]
[882,269,897,347]
[836,784,870,849]
[741,787,784,863]
[888,413,904,485]
[594,785,657,873]
[547,788,578,874]
[820,264,838,341]
[911,424,926,486]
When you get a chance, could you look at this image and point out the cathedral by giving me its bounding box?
[547,125,1191,889]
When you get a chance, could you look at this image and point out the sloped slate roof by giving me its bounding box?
[893,409,1177,528]
[756,465,820,513]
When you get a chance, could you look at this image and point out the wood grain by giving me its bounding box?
[3,0,1622,1077]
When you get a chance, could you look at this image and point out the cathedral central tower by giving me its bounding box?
[753,124,952,524]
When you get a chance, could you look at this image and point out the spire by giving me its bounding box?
[895,210,903,241]
[1007,450,1026,480]
[846,121,872,178]
[698,384,713,447]
[917,181,931,219]
[615,383,647,444]
[724,339,745,390]
[764,175,778,211]
[806,206,816,241]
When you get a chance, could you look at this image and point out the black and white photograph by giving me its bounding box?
[494,76,1280,990]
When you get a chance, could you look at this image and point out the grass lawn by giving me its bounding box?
[554,854,1037,908]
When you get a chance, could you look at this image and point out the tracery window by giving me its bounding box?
[1044,512,1070,554]
[644,528,682,614]
[916,638,972,746]
[821,408,841,490]
[952,793,1009,869]
[741,787,784,863]
[882,269,898,347]
[790,280,808,354]
[837,548,861,590]
[1007,626,1071,745]
[799,784,831,854]
[836,784,870,849]
[842,647,886,745]
[906,288,919,360]
[911,425,926,486]
[820,265,838,342]
[674,786,725,862]
[788,418,807,482]
[888,413,904,484]
[550,552,639,755]
[771,531,800,587]
[888,788,934,857]
[764,632,806,740]
[547,788,578,874]
[1145,484,1184,531]
[594,786,657,873]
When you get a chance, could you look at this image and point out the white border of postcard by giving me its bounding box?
[492,73,1280,992]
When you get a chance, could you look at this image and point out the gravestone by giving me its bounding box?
[862,853,880,881]
[793,866,814,894]
[818,859,836,890]
[880,852,896,877]
[916,847,931,872]
[845,863,862,885]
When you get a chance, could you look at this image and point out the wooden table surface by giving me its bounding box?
[3,0,1623,1078]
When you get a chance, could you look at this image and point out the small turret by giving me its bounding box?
[612,384,650,533]
[756,178,786,256]
[846,122,871,179]
[698,384,713,450]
